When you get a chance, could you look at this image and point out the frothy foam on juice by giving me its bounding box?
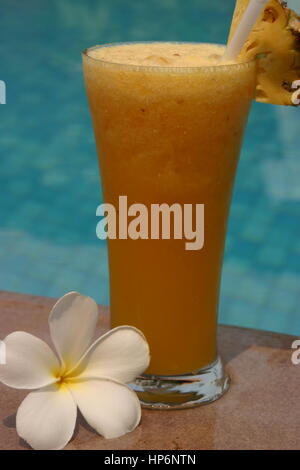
[87,43,236,67]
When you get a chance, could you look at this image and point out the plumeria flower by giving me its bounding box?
[0,292,150,450]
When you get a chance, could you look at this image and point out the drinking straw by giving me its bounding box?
[223,0,269,61]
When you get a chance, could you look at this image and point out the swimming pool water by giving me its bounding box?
[0,0,299,336]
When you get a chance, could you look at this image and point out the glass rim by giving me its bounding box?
[82,41,256,73]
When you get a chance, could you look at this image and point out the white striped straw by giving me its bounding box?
[223,0,269,61]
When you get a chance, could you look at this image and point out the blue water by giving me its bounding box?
[0,0,299,335]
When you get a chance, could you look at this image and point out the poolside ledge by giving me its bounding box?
[0,290,299,450]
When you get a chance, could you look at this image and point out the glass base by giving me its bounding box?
[131,356,230,410]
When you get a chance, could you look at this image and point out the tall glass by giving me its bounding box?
[83,43,256,408]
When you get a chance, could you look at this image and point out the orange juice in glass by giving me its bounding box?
[83,43,256,408]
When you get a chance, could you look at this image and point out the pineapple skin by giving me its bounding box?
[229,0,300,106]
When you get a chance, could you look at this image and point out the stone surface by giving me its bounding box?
[0,290,299,450]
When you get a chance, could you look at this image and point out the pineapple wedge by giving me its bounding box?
[229,0,300,106]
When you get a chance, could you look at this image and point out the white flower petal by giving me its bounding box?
[70,326,150,383]
[16,384,77,450]
[0,332,59,390]
[68,378,141,439]
[48,292,99,370]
